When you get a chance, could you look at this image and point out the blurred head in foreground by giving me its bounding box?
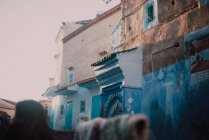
[6,100,58,140]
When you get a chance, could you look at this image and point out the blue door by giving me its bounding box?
[65,101,73,130]
[91,95,101,119]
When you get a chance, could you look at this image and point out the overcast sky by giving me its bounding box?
[0,0,120,102]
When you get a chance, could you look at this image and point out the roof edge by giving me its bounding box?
[91,47,137,67]
[62,4,121,43]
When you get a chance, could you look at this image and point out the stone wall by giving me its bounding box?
[121,0,209,90]
[121,1,209,140]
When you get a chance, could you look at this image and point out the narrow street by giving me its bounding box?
[1,0,209,140]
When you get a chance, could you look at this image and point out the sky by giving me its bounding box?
[0,0,120,102]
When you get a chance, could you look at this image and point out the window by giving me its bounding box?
[80,101,85,113]
[147,5,154,23]
[144,0,158,31]
[60,105,64,115]
[68,69,74,85]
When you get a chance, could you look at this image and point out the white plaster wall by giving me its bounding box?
[54,27,64,85]
[52,7,121,130]
[51,95,66,130]
[63,23,82,38]
[54,24,81,85]
[118,47,143,87]
[112,21,122,52]
[60,11,122,87]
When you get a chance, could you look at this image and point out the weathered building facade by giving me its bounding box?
[115,0,209,139]
[44,22,82,130]
[59,5,121,130]
[44,5,122,130]
[44,1,209,139]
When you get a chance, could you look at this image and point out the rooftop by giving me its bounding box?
[63,4,121,43]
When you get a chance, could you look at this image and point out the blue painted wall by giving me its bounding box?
[140,26,209,140]
[142,60,191,140]
[122,87,142,115]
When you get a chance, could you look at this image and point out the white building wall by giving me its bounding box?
[112,21,122,52]
[60,11,122,87]
[51,6,121,130]
[54,23,82,85]
[118,47,143,88]
[51,95,66,130]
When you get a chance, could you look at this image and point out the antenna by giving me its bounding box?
[102,0,112,4]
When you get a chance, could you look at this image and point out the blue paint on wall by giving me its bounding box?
[177,25,209,140]
[142,60,191,140]
[122,87,142,115]
[142,57,209,140]
[140,26,209,140]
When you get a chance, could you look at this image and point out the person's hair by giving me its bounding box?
[0,112,10,140]
[6,100,58,140]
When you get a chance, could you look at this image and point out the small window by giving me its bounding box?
[60,105,64,115]
[68,69,74,85]
[144,0,158,31]
[80,101,85,113]
[147,5,154,23]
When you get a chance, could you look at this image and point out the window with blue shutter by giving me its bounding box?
[147,4,154,23]
[144,0,158,31]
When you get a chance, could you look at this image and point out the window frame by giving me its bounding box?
[68,69,74,85]
[146,4,154,23]
[144,0,158,31]
[80,100,86,113]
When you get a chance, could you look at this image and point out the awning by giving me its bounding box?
[56,85,77,95]
[77,77,98,88]
[42,85,59,97]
